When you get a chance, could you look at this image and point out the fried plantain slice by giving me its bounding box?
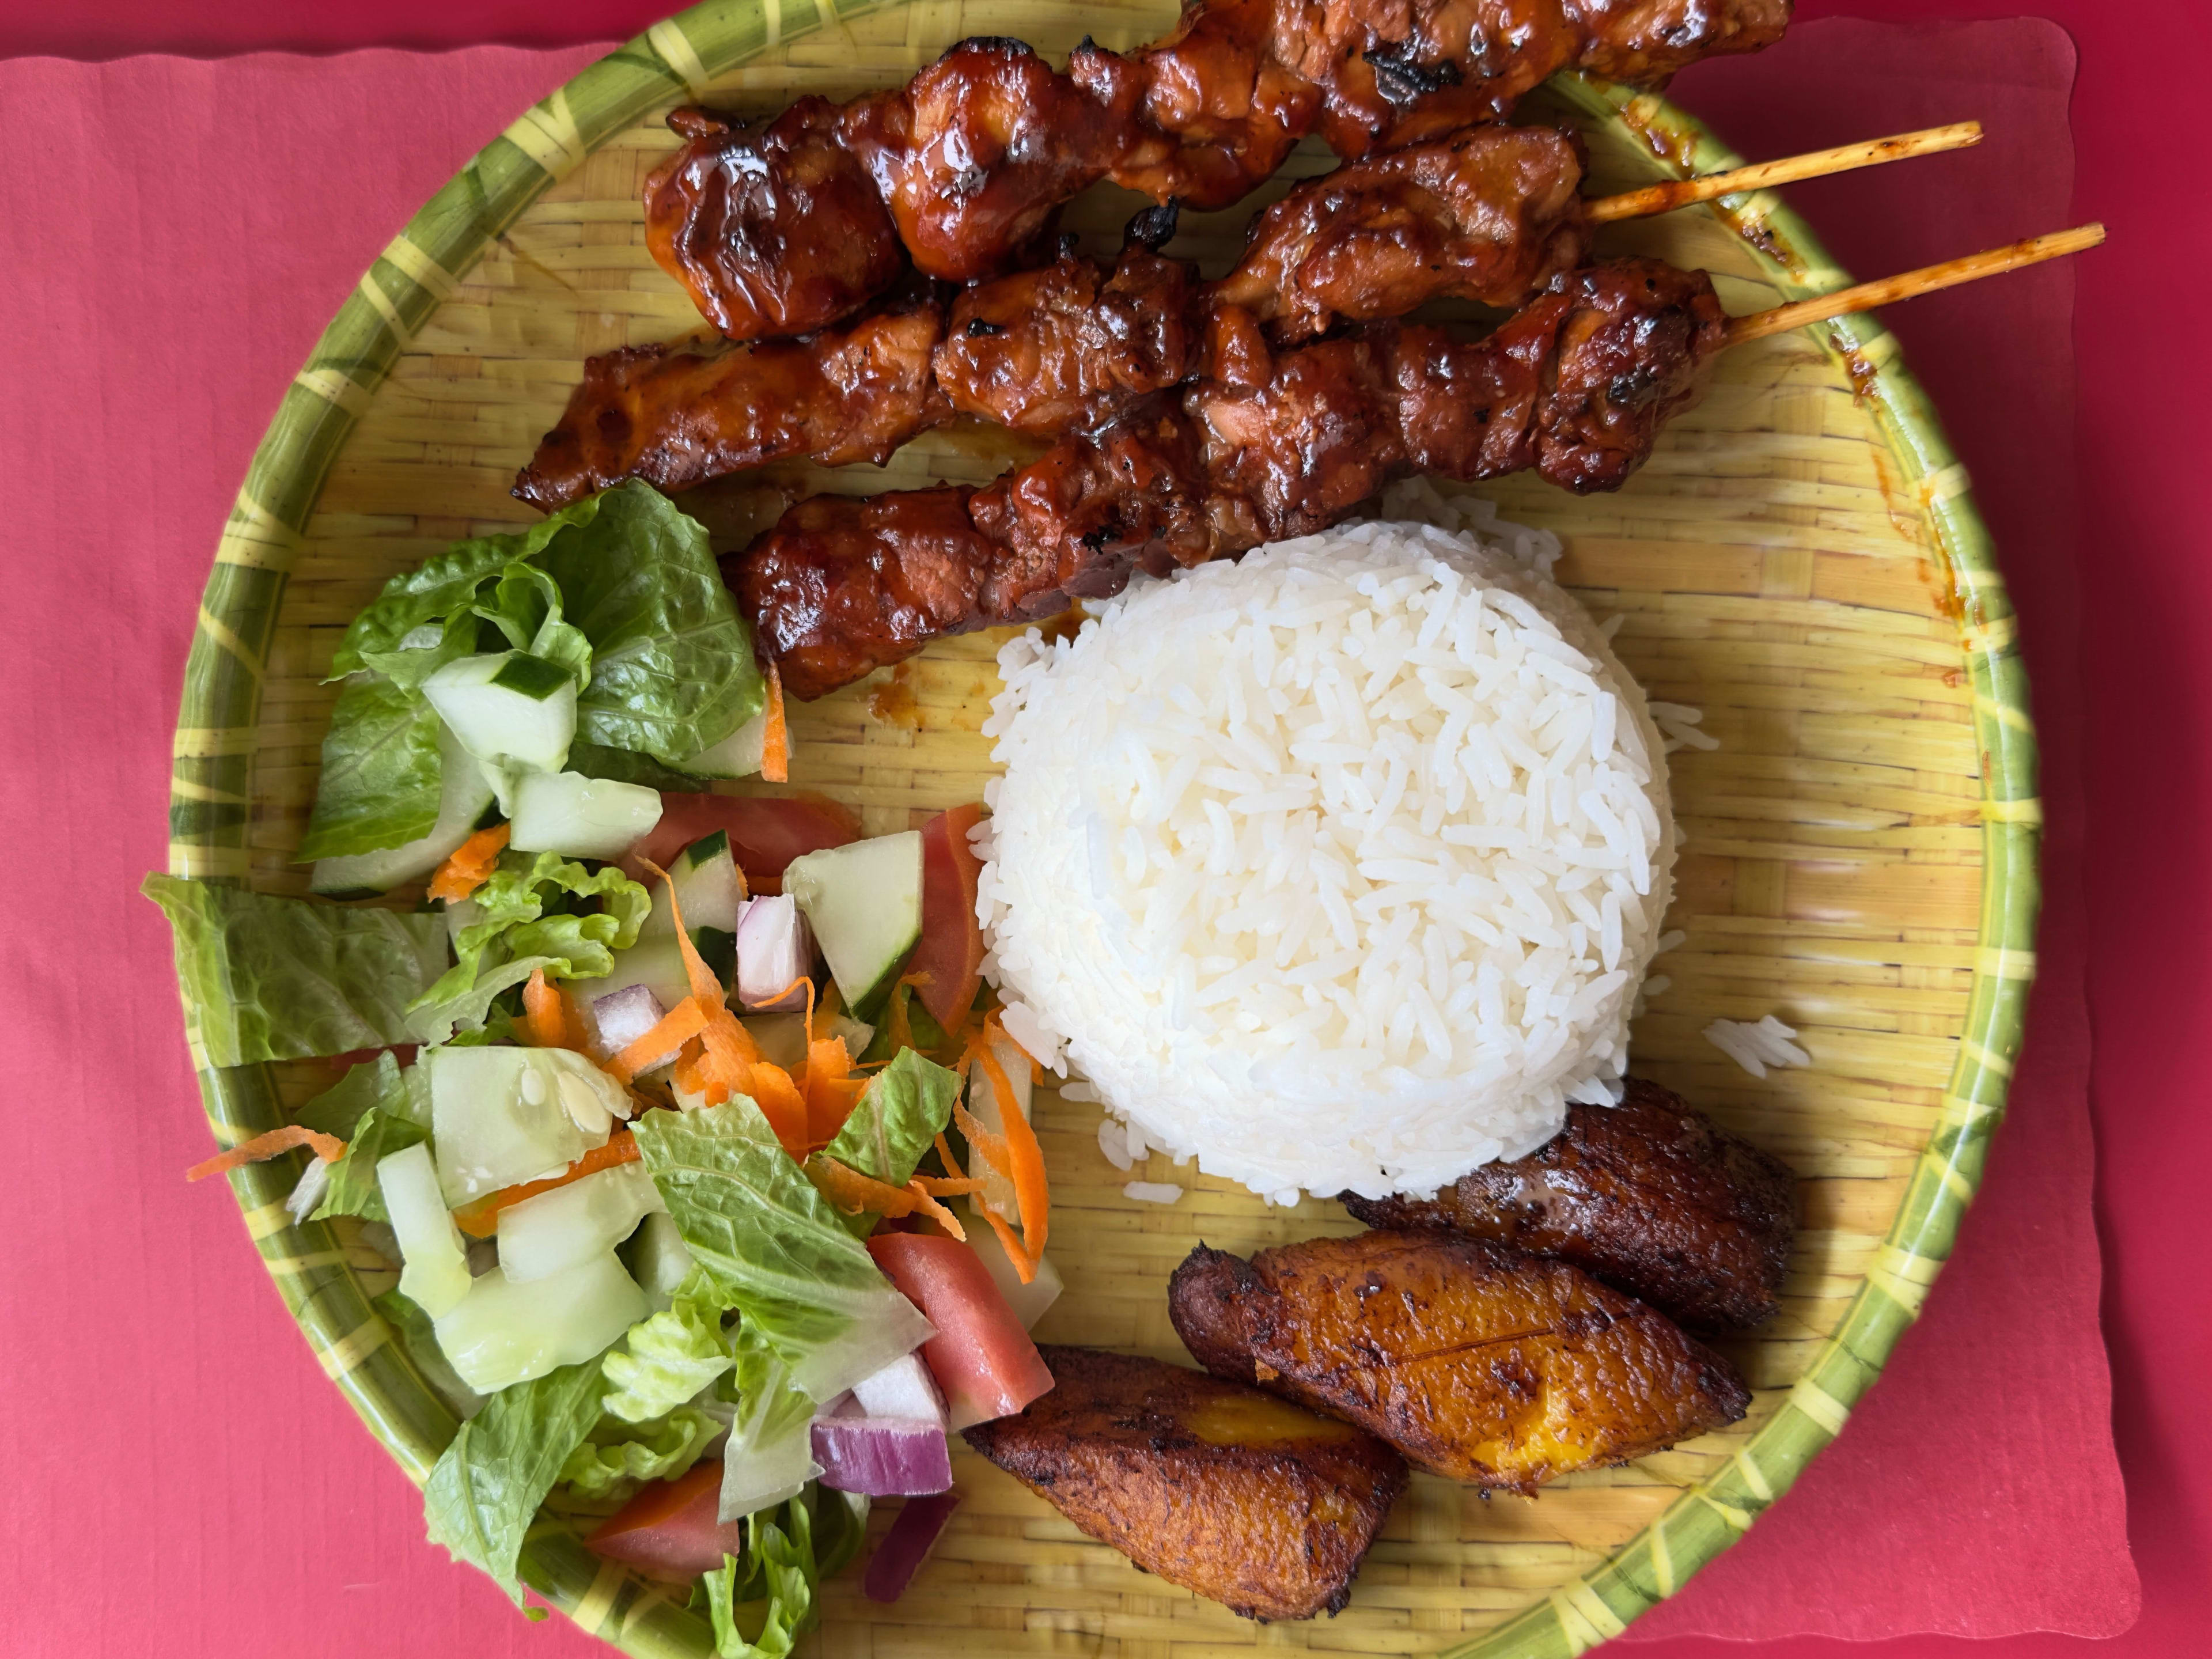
[1341,1078,1797,1331]
[961,1344,1407,1620]
[1169,1229,1749,1492]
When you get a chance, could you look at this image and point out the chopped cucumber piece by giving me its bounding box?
[310,728,495,896]
[497,1162,665,1285]
[624,1211,697,1313]
[965,1200,1063,1331]
[431,1250,648,1395]
[679,710,767,779]
[422,650,577,810]
[378,1142,472,1317]
[783,831,922,1016]
[964,1035,1033,1226]
[508,770,663,862]
[641,831,745,942]
[739,1011,810,1071]
[830,1013,874,1057]
[427,1046,624,1205]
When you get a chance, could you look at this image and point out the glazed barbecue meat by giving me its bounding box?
[961,1346,1408,1621]
[1213,125,1589,340]
[524,127,1594,509]
[1341,1078,1797,1331]
[1168,1231,1751,1491]
[647,1,1788,338]
[512,301,947,511]
[643,101,906,342]
[725,257,1725,697]
[934,244,1202,434]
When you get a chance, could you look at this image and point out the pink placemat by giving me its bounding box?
[0,22,2131,1657]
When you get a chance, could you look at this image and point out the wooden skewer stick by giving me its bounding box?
[1585,121,1984,225]
[1724,223,2106,346]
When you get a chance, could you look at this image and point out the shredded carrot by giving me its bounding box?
[745,1058,810,1155]
[452,1130,639,1238]
[760,659,789,783]
[911,1174,986,1197]
[809,1156,918,1217]
[644,858,728,1007]
[187,1124,347,1183]
[608,995,710,1084]
[977,1032,1050,1257]
[427,823,510,903]
[953,1100,1012,1180]
[933,1132,967,1182]
[978,1203,1038,1285]
[522,967,587,1052]
[906,1179,967,1241]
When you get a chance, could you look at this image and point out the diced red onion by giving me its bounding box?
[863,1490,961,1604]
[810,1415,952,1496]
[590,983,673,1064]
[736,895,812,1011]
[850,1352,948,1430]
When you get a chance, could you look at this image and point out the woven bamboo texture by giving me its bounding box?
[162,3,2039,1655]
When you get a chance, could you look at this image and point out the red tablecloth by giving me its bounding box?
[0,5,2199,1658]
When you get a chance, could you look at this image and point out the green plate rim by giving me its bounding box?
[160,6,2040,1656]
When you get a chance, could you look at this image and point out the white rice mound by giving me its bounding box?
[974,501,1676,1203]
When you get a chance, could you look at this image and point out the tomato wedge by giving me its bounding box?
[912,803,987,1031]
[585,1460,746,1582]
[868,1232,1054,1430]
[626,792,862,892]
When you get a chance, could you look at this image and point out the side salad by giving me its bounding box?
[145,484,1058,1647]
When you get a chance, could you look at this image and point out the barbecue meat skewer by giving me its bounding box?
[733,257,1725,697]
[524,125,1591,509]
[646,1,1790,336]
[1342,1077,1797,1332]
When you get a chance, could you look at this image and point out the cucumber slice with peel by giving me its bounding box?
[422,650,577,810]
[508,770,663,862]
[782,831,922,1016]
[310,726,495,897]
[431,1249,649,1395]
[641,831,746,940]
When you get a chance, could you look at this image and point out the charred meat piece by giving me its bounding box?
[729,258,1727,698]
[643,101,907,342]
[1169,1231,1750,1492]
[1342,1078,1796,1331]
[962,1345,1407,1621]
[645,4,1789,336]
[1214,126,1592,340]
[512,301,949,512]
[935,245,1202,434]
[842,39,1134,283]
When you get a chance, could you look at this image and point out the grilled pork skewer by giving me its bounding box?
[730,224,2101,700]
[646,1,1791,338]
[521,121,1982,511]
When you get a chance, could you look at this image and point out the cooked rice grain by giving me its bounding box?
[976,519,1676,1200]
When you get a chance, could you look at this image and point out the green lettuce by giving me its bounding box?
[821,1048,960,1185]
[297,677,448,861]
[603,1281,734,1424]
[558,1405,718,1502]
[142,876,448,1067]
[407,850,650,1043]
[532,480,765,765]
[309,1107,427,1222]
[632,1102,933,1402]
[423,1354,607,1603]
[296,1051,412,1138]
[718,1319,819,1524]
[702,1496,818,1659]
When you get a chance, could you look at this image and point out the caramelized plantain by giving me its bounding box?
[961,1345,1407,1620]
[1342,1077,1796,1330]
[1169,1230,1749,1493]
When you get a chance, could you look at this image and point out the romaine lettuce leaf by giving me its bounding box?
[719,1319,818,1524]
[296,1051,413,1138]
[567,740,717,793]
[423,1353,607,1603]
[332,507,594,678]
[702,1495,818,1659]
[295,676,446,861]
[632,1102,933,1402]
[602,1283,733,1424]
[532,480,764,766]
[558,1404,718,1502]
[820,1048,960,1185]
[309,1107,428,1222]
[142,876,448,1067]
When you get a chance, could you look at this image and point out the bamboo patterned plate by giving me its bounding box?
[163,2,2039,1653]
